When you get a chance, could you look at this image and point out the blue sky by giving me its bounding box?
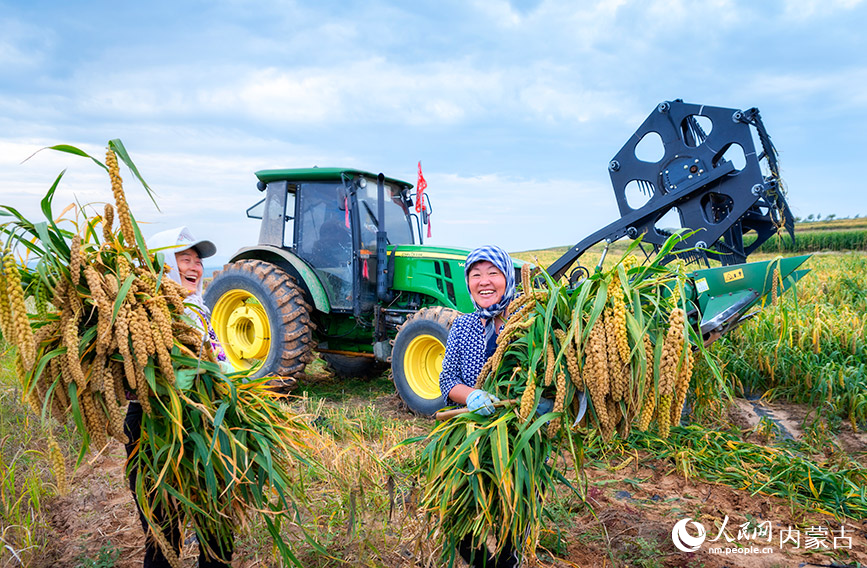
[1,0,865,265]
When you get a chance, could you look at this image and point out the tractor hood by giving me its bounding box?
[391,244,529,270]
[389,245,527,313]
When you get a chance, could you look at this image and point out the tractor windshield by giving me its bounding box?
[356,180,414,247]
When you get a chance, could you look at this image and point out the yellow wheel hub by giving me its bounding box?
[211,290,271,371]
[404,334,445,400]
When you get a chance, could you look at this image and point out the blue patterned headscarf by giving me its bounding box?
[464,245,516,320]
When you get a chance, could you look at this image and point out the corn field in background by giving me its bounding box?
[745,230,867,254]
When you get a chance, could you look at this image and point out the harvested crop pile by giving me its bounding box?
[0,141,318,567]
[418,240,714,563]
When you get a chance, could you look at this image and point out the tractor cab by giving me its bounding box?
[249,168,419,314]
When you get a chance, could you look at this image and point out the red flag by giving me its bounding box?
[416,161,427,213]
[344,196,350,229]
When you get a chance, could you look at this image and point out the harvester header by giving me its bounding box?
[548,100,796,282]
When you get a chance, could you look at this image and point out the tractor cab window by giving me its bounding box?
[296,182,353,310]
[356,180,415,249]
[354,179,414,312]
[283,190,296,248]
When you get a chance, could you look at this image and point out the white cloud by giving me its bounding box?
[0,17,53,70]
[748,68,867,110]
[782,0,863,19]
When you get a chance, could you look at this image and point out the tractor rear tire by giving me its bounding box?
[204,259,315,379]
[322,353,384,379]
[391,306,460,416]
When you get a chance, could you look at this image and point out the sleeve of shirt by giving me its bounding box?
[439,316,467,406]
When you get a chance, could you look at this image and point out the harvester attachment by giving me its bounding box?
[549,100,795,282]
[688,255,810,340]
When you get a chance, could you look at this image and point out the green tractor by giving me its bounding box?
[203,168,506,415]
[204,100,807,415]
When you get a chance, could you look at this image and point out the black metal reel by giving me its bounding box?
[548,100,795,281]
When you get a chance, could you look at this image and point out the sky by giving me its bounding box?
[1,0,865,267]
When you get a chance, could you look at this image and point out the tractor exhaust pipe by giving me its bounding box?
[376,173,390,302]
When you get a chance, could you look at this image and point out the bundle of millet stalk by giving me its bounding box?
[416,239,711,564]
[0,141,318,567]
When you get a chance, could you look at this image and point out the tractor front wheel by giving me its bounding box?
[391,306,460,415]
[204,260,314,379]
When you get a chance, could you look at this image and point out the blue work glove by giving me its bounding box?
[536,397,555,416]
[466,389,500,416]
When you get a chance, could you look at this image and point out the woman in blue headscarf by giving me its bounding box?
[438,244,522,567]
[439,245,516,414]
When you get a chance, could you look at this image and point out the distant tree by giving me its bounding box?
[827,214,837,221]
[794,216,802,222]
[816,214,822,221]
[856,214,861,219]
[807,214,814,221]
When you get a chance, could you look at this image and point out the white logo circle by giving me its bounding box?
[672,518,706,552]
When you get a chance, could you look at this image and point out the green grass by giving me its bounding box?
[585,424,867,520]
[297,358,395,401]
[0,342,66,568]
[74,542,121,568]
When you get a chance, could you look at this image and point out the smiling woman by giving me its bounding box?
[175,249,204,292]
[148,227,220,328]
[467,259,507,310]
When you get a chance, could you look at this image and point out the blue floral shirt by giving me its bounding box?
[439,312,500,405]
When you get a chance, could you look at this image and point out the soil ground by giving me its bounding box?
[32,371,867,568]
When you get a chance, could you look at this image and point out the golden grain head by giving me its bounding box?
[47,436,69,495]
[69,234,82,287]
[670,345,694,427]
[585,320,610,430]
[62,307,87,389]
[544,339,555,387]
[637,387,656,431]
[656,393,673,439]
[519,371,537,421]
[107,148,136,248]
[0,263,14,340]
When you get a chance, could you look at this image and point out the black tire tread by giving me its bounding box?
[391,306,461,415]
[206,259,315,378]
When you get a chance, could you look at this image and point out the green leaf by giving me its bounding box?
[111,273,136,325]
[109,139,160,211]
[41,144,108,171]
